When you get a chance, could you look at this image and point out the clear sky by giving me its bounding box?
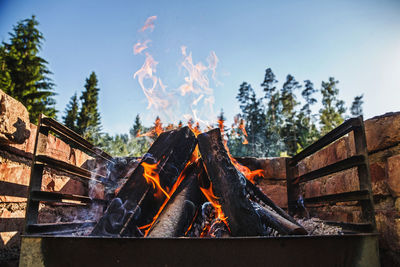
[1,0,399,135]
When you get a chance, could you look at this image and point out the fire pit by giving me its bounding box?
[19,115,379,267]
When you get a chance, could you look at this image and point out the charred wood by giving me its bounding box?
[147,164,202,237]
[197,128,265,236]
[91,126,197,236]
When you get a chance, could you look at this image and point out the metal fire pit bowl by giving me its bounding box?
[19,234,379,267]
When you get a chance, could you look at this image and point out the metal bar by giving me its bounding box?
[26,221,96,234]
[35,154,108,184]
[293,155,365,185]
[353,116,377,231]
[30,190,108,205]
[290,117,361,165]
[303,190,370,205]
[324,221,374,233]
[24,114,49,233]
[41,116,113,162]
[286,158,299,216]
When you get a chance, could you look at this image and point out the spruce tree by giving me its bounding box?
[63,93,79,132]
[1,16,56,123]
[77,72,101,142]
[350,94,364,117]
[129,114,143,137]
[319,77,346,135]
[280,74,301,155]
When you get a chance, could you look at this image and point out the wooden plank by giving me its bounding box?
[293,155,365,185]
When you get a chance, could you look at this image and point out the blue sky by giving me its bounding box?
[1,0,399,135]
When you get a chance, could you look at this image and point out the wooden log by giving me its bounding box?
[197,128,265,236]
[147,164,202,237]
[91,126,197,236]
[252,201,307,235]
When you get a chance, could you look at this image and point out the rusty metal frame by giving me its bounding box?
[286,116,376,232]
[24,114,113,235]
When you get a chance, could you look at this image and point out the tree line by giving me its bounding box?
[0,16,364,158]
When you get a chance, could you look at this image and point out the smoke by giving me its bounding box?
[133,16,220,127]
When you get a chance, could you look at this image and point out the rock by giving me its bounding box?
[387,154,400,196]
[0,89,31,144]
[365,112,400,152]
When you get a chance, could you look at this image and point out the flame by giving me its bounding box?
[133,40,150,55]
[140,16,157,32]
[136,117,164,138]
[219,118,264,183]
[199,182,228,224]
[143,157,198,236]
[141,161,170,199]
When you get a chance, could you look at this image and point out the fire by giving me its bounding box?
[143,157,198,236]
[199,182,228,224]
[220,118,264,183]
[136,117,164,138]
[141,161,170,199]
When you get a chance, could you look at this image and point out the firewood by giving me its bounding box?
[197,128,265,236]
[147,163,202,237]
[91,126,197,236]
[252,201,307,235]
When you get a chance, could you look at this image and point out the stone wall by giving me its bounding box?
[251,112,400,266]
[0,90,97,264]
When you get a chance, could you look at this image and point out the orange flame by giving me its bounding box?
[199,182,228,224]
[141,161,170,199]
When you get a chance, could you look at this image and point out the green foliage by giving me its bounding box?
[62,93,79,132]
[77,72,101,142]
[350,94,364,117]
[1,15,56,123]
[319,77,346,135]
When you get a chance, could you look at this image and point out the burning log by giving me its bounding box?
[91,126,197,236]
[197,128,265,236]
[147,163,202,237]
[252,201,307,235]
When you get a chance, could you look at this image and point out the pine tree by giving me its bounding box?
[77,72,101,142]
[350,94,364,117]
[319,77,346,135]
[261,68,282,156]
[129,114,143,137]
[280,74,301,155]
[1,16,56,123]
[297,80,319,150]
[62,93,79,132]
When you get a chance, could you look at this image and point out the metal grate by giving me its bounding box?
[286,116,376,233]
[24,114,113,235]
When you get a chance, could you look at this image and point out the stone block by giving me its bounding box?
[365,112,400,152]
[387,154,400,196]
[0,89,31,144]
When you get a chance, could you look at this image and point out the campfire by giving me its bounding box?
[90,124,309,238]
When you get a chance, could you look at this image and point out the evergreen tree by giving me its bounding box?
[280,74,301,155]
[77,72,101,142]
[350,94,364,117]
[1,16,56,123]
[319,77,346,135]
[129,114,143,137]
[261,68,282,156]
[297,80,319,150]
[62,93,79,132]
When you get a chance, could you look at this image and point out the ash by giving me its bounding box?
[296,217,343,235]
